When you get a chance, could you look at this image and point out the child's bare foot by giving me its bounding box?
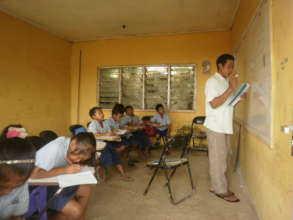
[120,175,134,182]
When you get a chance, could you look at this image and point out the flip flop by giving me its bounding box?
[214,193,240,203]
[209,190,235,196]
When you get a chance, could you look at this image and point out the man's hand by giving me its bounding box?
[240,92,247,100]
[228,75,238,91]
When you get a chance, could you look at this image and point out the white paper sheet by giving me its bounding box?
[58,172,97,188]
[29,166,97,187]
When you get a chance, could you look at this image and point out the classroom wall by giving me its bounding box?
[0,12,72,135]
[231,0,261,49]
[70,32,232,131]
[232,0,293,220]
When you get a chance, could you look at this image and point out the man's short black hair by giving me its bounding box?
[155,104,164,112]
[0,138,36,181]
[89,107,102,118]
[216,54,235,71]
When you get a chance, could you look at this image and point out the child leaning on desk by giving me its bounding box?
[31,132,96,220]
[88,106,133,182]
[0,137,36,220]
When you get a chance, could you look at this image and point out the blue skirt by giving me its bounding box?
[47,186,79,211]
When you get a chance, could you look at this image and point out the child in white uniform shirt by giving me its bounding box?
[31,132,96,220]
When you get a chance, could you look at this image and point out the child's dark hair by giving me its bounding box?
[89,107,102,118]
[69,124,83,134]
[25,136,46,151]
[0,124,23,140]
[70,132,96,155]
[39,130,58,144]
[112,103,125,114]
[112,104,125,116]
[125,105,133,111]
[155,104,164,112]
[216,54,235,70]
[0,138,36,181]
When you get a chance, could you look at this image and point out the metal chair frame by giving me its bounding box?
[143,135,195,205]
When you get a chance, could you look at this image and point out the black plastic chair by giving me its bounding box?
[144,135,195,205]
[191,116,208,152]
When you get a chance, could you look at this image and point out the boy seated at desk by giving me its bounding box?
[31,132,96,220]
[150,104,172,146]
[88,107,133,182]
[0,138,36,220]
[121,105,151,158]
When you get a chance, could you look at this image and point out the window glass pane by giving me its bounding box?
[121,67,143,109]
[170,65,195,110]
[99,68,120,109]
[145,66,168,109]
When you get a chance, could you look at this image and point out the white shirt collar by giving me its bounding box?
[215,72,227,81]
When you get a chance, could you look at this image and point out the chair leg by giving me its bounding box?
[143,166,160,195]
[168,167,178,180]
[187,162,195,190]
[163,169,176,204]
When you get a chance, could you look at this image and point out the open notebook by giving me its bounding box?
[29,166,97,188]
[228,83,250,106]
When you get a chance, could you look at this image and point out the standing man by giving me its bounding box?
[204,54,240,203]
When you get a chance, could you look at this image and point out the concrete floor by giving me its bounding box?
[86,150,259,220]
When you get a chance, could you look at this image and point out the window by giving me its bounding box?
[98,64,196,111]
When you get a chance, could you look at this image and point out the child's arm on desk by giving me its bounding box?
[31,164,81,179]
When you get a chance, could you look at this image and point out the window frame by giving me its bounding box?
[98,64,197,112]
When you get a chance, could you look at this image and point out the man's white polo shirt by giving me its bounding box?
[204,72,234,134]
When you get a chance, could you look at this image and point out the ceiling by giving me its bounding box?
[0,0,240,42]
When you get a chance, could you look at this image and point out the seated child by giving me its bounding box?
[121,106,151,157]
[31,132,96,220]
[88,107,133,182]
[150,104,172,145]
[0,137,36,219]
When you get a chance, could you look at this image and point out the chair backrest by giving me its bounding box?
[191,116,206,136]
[157,137,175,164]
[192,116,206,125]
[180,134,192,158]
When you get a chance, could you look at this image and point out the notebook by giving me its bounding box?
[29,166,97,188]
[228,83,250,106]
[58,167,97,188]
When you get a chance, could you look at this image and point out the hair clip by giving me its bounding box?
[0,159,35,165]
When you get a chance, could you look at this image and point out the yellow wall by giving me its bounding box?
[232,0,293,220]
[0,12,72,135]
[232,0,261,48]
[70,32,232,131]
